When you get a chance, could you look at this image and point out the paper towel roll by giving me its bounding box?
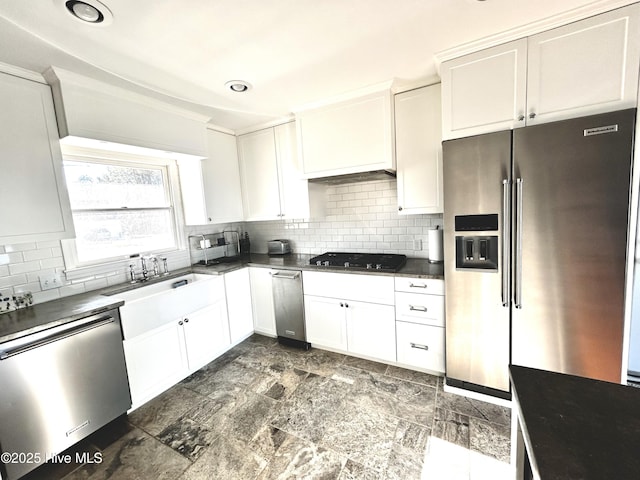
[428,228,443,263]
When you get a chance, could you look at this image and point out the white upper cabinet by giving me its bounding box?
[274,122,312,219]
[395,84,444,215]
[441,39,527,140]
[0,72,75,244]
[526,5,640,125]
[296,89,395,178]
[238,128,283,221]
[238,122,313,221]
[441,4,640,139]
[179,129,244,225]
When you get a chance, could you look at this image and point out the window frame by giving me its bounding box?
[60,146,186,274]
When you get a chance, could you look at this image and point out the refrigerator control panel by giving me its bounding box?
[455,236,498,270]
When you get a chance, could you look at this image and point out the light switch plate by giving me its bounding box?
[39,272,63,291]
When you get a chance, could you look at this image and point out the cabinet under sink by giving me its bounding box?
[110,274,230,410]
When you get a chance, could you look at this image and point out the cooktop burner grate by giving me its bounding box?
[309,252,407,272]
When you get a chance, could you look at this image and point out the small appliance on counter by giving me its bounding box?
[268,239,291,255]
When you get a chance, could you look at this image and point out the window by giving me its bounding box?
[63,157,179,264]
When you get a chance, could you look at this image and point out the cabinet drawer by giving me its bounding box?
[396,321,445,373]
[395,292,444,327]
[303,271,394,305]
[394,277,444,295]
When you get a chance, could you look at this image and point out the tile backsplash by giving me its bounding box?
[244,179,442,257]
[0,178,441,305]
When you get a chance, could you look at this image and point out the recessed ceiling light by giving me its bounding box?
[225,80,252,93]
[60,0,113,25]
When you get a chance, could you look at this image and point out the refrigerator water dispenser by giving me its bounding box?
[455,235,498,270]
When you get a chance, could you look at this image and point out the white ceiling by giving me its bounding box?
[0,0,631,131]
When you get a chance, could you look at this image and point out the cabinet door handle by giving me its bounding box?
[409,283,427,289]
[398,206,403,211]
[529,112,536,119]
[517,115,525,121]
[409,305,427,312]
[184,318,189,323]
[410,342,429,351]
[345,303,349,308]
[178,320,184,326]
[340,302,344,307]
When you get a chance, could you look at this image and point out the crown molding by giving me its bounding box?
[0,61,46,83]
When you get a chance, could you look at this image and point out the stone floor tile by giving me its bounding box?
[127,385,207,436]
[270,374,349,443]
[157,417,215,461]
[343,355,388,374]
[338,459,381,480]
[437,385,511,427]
[249,367,309,401]
[469,417,511,463]
[63,427,191,480]
[384,365,440,388]
[179,435,267,480]
[256,434,346,480]
[249,425,290,460]
[432,407,470,449]
[321,402,398,473]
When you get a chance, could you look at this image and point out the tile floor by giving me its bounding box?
[24,334,512,480]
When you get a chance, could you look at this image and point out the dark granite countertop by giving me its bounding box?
[510,365,640,479]
[0,253,442,344]
[0,292,124,344]
[190,253,444,279]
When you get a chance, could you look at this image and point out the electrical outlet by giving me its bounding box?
[39,272,63,291]
[413,239,423,251]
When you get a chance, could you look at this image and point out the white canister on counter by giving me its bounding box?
[428,227,443,263]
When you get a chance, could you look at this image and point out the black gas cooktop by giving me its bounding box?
[309,252,407,272]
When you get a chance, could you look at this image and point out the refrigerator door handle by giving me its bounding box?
[502,179,511,307]
[515,177,523,309]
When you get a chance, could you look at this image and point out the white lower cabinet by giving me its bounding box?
[394,276,445,374]
[123,321,188,409]
[249,267,277,336]
[396,321,445,373]
[182,300,230,372]
[303,271,395,361]
[304,295,348,351]
[120,275,230,410]
[346,301,396,362]
[225,267,254,344]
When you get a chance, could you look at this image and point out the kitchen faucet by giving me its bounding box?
[129,254,167,282]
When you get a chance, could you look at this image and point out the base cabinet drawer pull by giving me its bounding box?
[409,305,427,312]
[410,342,429,351]
[409,283,427,289]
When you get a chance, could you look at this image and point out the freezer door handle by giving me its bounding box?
[515,178,523,309]
[502,179,511,307]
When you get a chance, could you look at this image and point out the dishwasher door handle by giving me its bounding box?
[271,271,300,280]
[0,315,115,360]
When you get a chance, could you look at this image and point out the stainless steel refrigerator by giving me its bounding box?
[443,109,636,397]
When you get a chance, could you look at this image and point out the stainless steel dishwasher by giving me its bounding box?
[271,270,310,350]
[0,309,131,480]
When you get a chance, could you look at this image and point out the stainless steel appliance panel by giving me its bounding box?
[272,270,309,348]
[0,310,131,480]
[443,130,512,392]
[511,109,634,383]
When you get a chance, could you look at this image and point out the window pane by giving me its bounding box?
[73,209,175,262]
[65,161,168,208]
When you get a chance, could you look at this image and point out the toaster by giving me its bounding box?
[268,239,291,255]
